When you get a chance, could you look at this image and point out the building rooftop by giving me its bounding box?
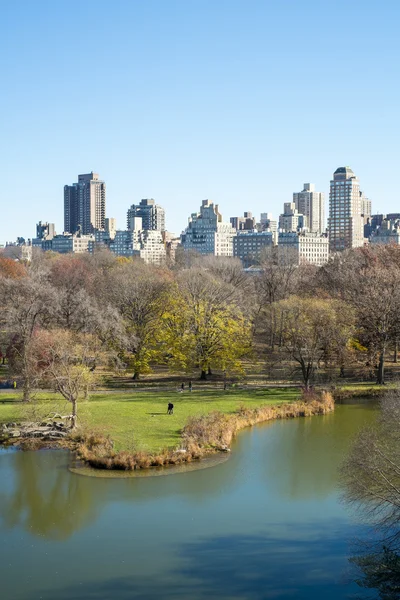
[334,166,354,175]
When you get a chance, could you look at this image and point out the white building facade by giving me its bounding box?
[181,200,235,256]
[278,232,329,266]
[293,183,325,234]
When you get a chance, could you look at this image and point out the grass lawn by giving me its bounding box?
[0,388,299,452]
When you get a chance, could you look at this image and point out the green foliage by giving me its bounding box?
[160,285,252,377]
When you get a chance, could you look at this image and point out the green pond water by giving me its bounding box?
[0,402,377,600]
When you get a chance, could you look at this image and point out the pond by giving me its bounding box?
[0,402,377,600]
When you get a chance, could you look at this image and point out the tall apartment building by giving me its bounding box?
[181,200,235,256]
[279,202,307,232]
[328,167,364,252]
[105,217,117,240]
[127,199,165,231]
[360,192,372,220]
[64,172,106,235]
[293,183,325,233]
[93,223,167,264]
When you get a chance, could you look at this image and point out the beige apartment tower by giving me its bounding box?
[293,183,325,233]
[64,172,106,235]
[328,166,364,252]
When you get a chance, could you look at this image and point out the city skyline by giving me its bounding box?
[1,1,399,244]
[1,167,372,243]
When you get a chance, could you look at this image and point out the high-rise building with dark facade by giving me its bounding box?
[127,199,165,232]
[64,172,106,234]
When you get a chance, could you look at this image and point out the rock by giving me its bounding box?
[11,430,21,438]
[219,445,231,452]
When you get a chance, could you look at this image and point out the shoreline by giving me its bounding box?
[73,392,335,473]
[0,392,335,475]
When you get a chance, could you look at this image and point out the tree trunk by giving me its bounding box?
[71,398,77,429]
[377,348,386,385]
[132,371,140,380]
[23,378,31,403]
[208,366,212,376]
[394,340,398,363]
[200,370,207,380]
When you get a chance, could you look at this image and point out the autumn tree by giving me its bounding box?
[319,246,400,384]
[272,296,355,389]
[254,248,302,349]
[0,256,27,279]
[104,261,171,379]
[38,330,104,427]
[0,278,57,401]
[163,270,252,379]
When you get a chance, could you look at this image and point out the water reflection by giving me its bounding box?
[0,450,99,540]
[0,404,378,600]
[261,405,377,500]
[36,527,358,600]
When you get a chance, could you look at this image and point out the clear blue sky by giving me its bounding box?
[1,0,399,243]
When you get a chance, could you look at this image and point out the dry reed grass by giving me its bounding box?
[75,391,334,471]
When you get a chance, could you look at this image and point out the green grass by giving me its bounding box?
[0,388,299,452]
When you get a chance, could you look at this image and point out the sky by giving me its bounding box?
[1,0,399,243]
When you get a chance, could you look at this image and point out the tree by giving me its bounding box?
[105,261,171,379]
[318,246,400,384]
[341,391,400,598]
[0,256,26,279]
[341,392,400,537]
[0,278,56,401]
[271,296,355,389]
[38,330,103,427]
[163,270,252,379]
[254,250,300,349]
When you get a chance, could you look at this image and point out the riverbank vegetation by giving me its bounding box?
[0,388,300,452]
[341,388,400,598]
[74,390,334,470]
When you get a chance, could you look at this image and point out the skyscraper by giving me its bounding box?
[293,183,325,233]
[360,191,372,220]
[127,199,165,231]
[328,166,364,252]
[64,172,106,234]
[64,183,79,234]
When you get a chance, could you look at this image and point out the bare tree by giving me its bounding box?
[341,391,400,538]
[270,296,355,389]
[341,390,400,597]
[0,278,57,401]
[104,261,170,379]
[318,246,400,384]
[38,330,104,428]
